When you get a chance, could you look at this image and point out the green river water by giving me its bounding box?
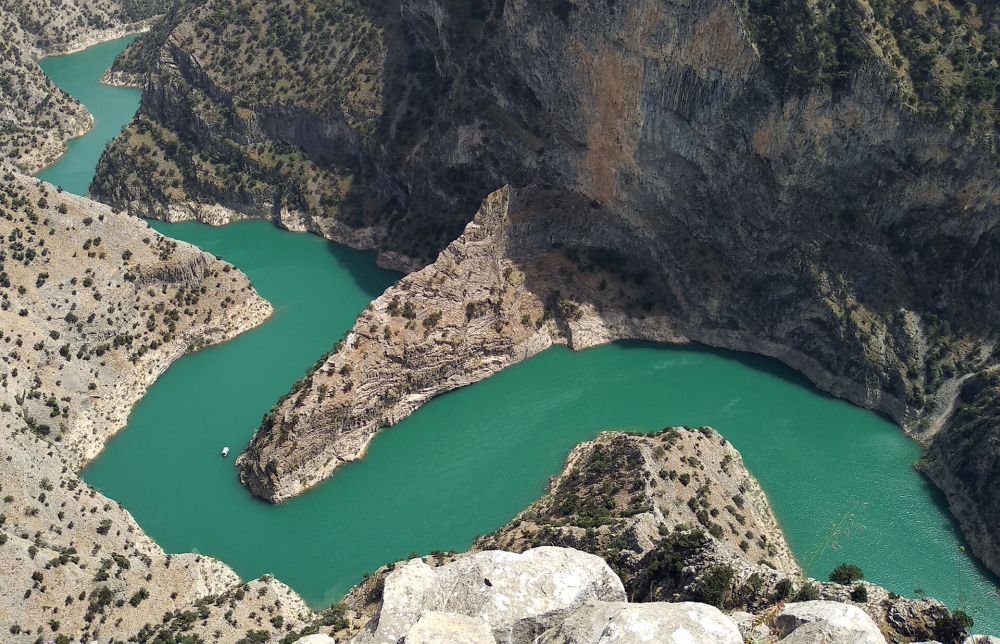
[35,36,1000,632]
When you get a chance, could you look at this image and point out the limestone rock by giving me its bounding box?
[405,612,496,643]
[775,601,887,644]
[538,601,743,643]
[293,636,337,644]
[353,547,626,644]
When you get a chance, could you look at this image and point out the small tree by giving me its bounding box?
[696,565,735,608]
[934,610,973,643]
[774,578,793,600]
[830,563,864,584]
[793,582,820,602]
[850,584,868,602]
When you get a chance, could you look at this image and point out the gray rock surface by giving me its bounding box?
[775,601,887,644]
[293,636,337,644]
[405,611,497,643]
[353,547,626,644]
[538,600,743,643]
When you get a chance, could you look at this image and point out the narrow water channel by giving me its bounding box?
[37,36,1000,632]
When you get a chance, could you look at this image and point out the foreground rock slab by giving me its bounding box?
[352,547,626,644]
[774,601,886,644]
[538,601,744,643]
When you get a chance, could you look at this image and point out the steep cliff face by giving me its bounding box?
[96,0,1000,575]
[919,371,1000,577]
[101,3,180,87]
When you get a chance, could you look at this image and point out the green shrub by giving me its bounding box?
[830,563,864,584]
[792,582,820,602]
[774,578,793,599]
[934,610,973,643]
[695,565,735,608]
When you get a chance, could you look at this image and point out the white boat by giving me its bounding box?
[221,447,230,457]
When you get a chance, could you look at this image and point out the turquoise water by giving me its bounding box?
[37,37,1000,632]
[37,35,141,195]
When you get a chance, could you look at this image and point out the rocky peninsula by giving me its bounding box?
[336,430,971,644]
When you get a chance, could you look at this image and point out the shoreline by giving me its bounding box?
[28,31,146,178]
[34,22,152,60]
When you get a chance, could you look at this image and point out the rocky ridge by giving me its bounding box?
[475,428,800,583]
[474,430,959,643]
[239,185,692,501]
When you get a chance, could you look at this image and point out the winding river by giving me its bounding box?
[37,37,1000,632]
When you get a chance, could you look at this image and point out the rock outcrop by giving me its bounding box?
[351,547,627,644]
[340,545,956,644]
[476,429,800,604]
[238,185,689,501]
[344,430,960,642]
[477,430,958,643]
[346,547,749,644]
[538,601,744,644]
[773,601,886,644]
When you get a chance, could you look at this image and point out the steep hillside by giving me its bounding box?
[919,370,1000,575]
[0,0,169,172]
[0,171,316,643]
[94,0,1000,579]
[0,15,90,173]
[92,0,997,265]
[102,4,180,86]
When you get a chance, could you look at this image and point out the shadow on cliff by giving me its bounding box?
[324,240,402,300]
